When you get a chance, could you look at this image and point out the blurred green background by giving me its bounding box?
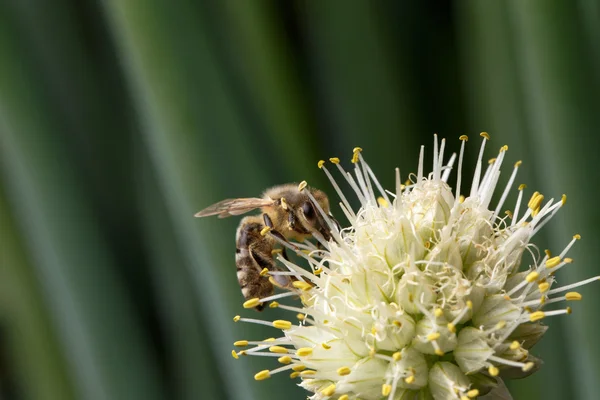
[1,1,599,399]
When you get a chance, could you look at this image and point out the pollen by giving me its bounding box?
[480,132,490,140]
[510,341,520,350]
[260,226,271,236]
[530,311,546,322]
[339,396,349,400]
[382,384,392,396]
[292,365,306,372]
[259,268,269,276]
[526,271,540,283]
[296,347,313,357]
[427,332,441,341]
[467,389,480,398]
[329,157,340,164]
[405,375,415,384]
[300,370,316,377]
[292,281,313,291]
[289,372,299,379]
[538,282,550,293]
[337,367,351,376]
[243,298,261,308]
[254,370,271,381]
[272,320,292,330]
[231,350,239,359]
[278,356,292,364]
[377,197,389,207]
[321,384,336,396]
[546,256,562,268]
[233,315,240,322]
[566,292,582,301]
[318,160,325,168]
[269,301,279,308]
[488,366,499,377]
[459,134,468,141]
[269,346,288,354]
[322,342,331,349]
[297,181,307,191]
[392,352,402,361]
[234,340,248,347]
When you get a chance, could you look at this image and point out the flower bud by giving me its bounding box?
[428,362,471,400]
[454,327,494,374]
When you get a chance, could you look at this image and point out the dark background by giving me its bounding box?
[1,1,599,399]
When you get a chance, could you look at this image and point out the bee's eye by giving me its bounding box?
[302,201,315,219]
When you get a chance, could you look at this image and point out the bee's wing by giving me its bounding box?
[194,198,275,218]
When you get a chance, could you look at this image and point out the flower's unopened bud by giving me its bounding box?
[454,327,495,374]
[428,362,471,400]
[413,318,457,355]
[472,294,520,329]
[508,323,548,349]
[396,272,437,314]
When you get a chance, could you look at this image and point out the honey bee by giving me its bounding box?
[195,183,336,311]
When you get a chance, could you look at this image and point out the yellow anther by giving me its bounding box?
[260,226,271,236]
[424,241,431,249]
[269,346,288,354]
[467,389,480,398]
[518,184,527,191]
[574,234,581,240]
[273,320,292,330]
[488,366,499,376]
[243,298,262,309]
[544,249,552,258]
[233,315,241,322]
[317,160,325,169]
[540,296,547,305]
[545,256,562,268]
[434,308,444,318]
[371,326,377,335]
[510,341,520,350]
[466,300,473,309]
[337,366,352,376]
[314,268,323,275]
[488,157,496,165]
[501,145,508,152]
[280,197,288,210]
[526,271,540,283]
[298,181,308,191]
[296,314,305,321]
[292,281,313,291]
[566,292,582,301]
[538,282,550,293]
[505,210,513,219]
[563,257,573,263]
[480,132,490,140]
[289,372,299,379]
[329,157,340,164]
[254,370,271,381]
[523,362,535,372]
[382,384,392,396]
[529,311,546,322]
[339,396,349,400]
[321,384,336,396]
[377,197,389,208]
[239,350,247,356]
[427,332,441,341]
[278,356,292,364]
[269,301,279,308]
[435,349,445,356]
[514,160,522,168]
[297,347,313,357]
[405,375,415,384]
[567,306,572,314]
[292,364,306,372]
[532,206,541,217]
[528,192,544,211]
[459,195,465,203]
[461,396,469,400]
[447,323,456,333]
[231,350,239,359]
[322,342,331,350]
[392,352,402,361]
[495,321,506,329]
[459,134,469,141]
[300,370,316,377]
[353,146,363,153]
[393,320,402,327]
[260,268,269,277]
[561,194,567,205]
[234,340,248,347]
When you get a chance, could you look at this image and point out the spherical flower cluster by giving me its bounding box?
[232,134,598,400]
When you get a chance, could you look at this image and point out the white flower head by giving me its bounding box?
[232,134,599,400]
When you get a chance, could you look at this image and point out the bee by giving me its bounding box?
[195,183,336,311]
